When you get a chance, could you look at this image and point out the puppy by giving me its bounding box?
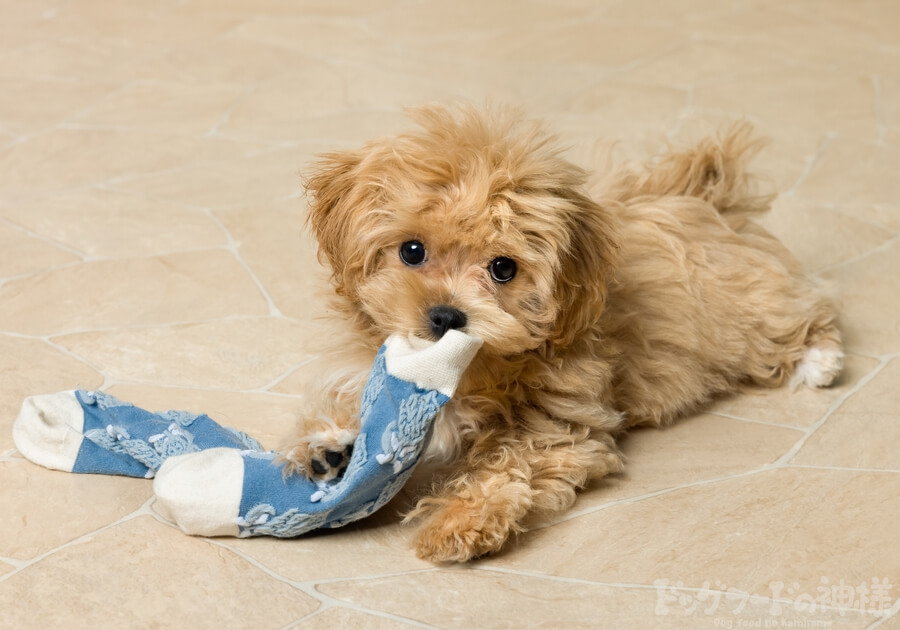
[282,105,843,562]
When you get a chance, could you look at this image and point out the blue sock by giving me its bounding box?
[153,330,482,537]
[14,389,263,479]
[13,330,482,538]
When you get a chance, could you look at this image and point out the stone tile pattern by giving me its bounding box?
[0,0,898,628]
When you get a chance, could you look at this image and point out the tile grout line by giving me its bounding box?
[865,597,900,630]
[1,316,317,398]
[205,82,261,138]
[0,496,157,584]
[814,233,900,277]
[5,121,297,189]
[0,215,88,260]
[0,244,240,286]
[707,410,808,432]
[0,122,23,142]
[6,311,291,340]
[57,79,141,129]
[0,256,92,286]
[276,611,317,630]
[783,132,833,198]
[786,463,900,474]
[18,312,321,397]
[871,73,887,145]
[256,356,321,393]
[823,204,900,237]
[110,379,307,399]
[529,466,771,531]
[203,210,285,317]
[278,608,331,630]
[54,119,297,150]
[202,537,444,630]
[40,336,110,383]
[772,357,891,467]
[476,564,891,619]
[0,126,314,206]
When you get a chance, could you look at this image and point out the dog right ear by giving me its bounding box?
[303,150,369,296]
[550,188,621,348]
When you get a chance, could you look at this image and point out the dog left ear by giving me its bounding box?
[303,149,371,296]
[551,189,621,347]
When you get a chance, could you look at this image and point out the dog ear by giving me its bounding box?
[303,149,372,297]
[551,189,621,348]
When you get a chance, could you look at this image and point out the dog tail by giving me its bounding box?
[634,122,774,215]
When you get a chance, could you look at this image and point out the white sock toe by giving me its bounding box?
[12,391,85,472]
[384,330,483,397]
[153,449,244,537]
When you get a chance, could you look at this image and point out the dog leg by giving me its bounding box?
[280,368,369,481]
[740,287,844,393]
[407,423,622,563]
[280,413,358,481]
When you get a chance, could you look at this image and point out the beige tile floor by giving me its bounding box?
[1,0,898,628]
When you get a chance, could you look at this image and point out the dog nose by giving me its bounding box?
[428,305,467,339]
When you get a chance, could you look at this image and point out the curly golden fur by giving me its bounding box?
[282,105,843,563]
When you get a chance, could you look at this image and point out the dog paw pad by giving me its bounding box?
[310,444,354,481]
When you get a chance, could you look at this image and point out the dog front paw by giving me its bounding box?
[280,421,356,481]
[408,495,518,563]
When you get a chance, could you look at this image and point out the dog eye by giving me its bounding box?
[488,257,517,283]
[399,240,426,266]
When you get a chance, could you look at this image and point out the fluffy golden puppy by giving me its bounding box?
[282,105,842,562]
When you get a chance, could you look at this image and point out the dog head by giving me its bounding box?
[304,105,620,358]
